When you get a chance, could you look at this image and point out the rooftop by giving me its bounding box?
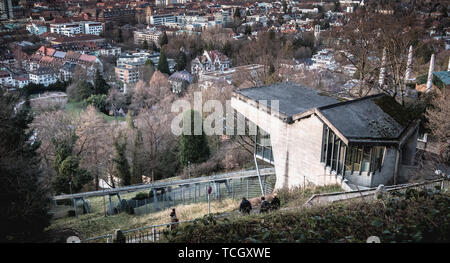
[433,71,450,86]
[319,95,409,140]
[235,82,338,119]
[234,82,415,142]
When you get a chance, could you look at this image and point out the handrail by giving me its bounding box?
[304,177,448,207]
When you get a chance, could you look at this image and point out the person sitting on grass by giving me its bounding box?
[170,208,179,230]
[239,197,252,214]
[270,193,280,211]
[260,196,270,213]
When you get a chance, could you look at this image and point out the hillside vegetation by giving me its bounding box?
[161,187,450,243]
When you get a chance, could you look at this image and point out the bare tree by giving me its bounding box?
[75,106,112,190]
[30,110,79,184]
[425,89,450,166]
[330,10,382,97]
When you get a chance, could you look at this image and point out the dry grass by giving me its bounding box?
[47,198,239,239]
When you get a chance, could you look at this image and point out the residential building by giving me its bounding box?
[191,50,230,76]
[26,22,47,35]
[13,75,29,88]
[199,64,265,89]
[117,52,154,68]
[0,0,13,20]
[0,69,13,86]
[29,67,58,87]
[50,23,82,37]
[231,82,419,190]
[115,65,139,84]
[133,27,162,47]
[50,21,103,37]
[168,70,193,93]
[149,14,177,26]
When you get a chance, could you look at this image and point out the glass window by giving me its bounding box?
[331,136,339,171]
[352,147,362,173]
[372,146,385,172]
[321,124,347,174]
[345,146,353,173]
[361,147,371,173]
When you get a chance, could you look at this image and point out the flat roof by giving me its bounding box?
[235,82,338,119]
[234,82,415,142]
[319,95,407,140]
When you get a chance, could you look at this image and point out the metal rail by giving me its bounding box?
[53,168,275,201]
[304,177,449,207]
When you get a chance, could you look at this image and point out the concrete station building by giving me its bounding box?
[231,82,419,190]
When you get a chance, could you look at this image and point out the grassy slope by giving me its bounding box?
[161,189,450,243]
[65,101,125,122]
[47,184,342,239]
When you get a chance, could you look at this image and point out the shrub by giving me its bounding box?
[133,192,149,200]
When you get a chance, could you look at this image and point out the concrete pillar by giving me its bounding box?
[426,54,435,93]
[405,45,413,81]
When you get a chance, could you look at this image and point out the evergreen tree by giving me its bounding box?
[118,28,123,43]
[0,90,51,241]
[131,129,144,184]
[234,7,241,19]
[143,40,149,50]
[157,50,171,75]
[52,134,92,194]
[84,94,107,114]
[245,25,252,35]
[283,1,288,14]
[222,41,232,57]
[159,31,168,47]
[93,70,110,95]
[175,50,187,71]
[113,133,131,186]
[68,80,94,102]
[179,110,210,166]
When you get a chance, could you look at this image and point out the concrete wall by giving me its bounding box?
[231,97,338,190]
[344,171,372,187]
[343,147,398,188]
[231,97,419,189]
[401,129,418,166]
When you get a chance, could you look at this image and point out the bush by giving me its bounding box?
[83,94,107,114]
[22,80,70,96]
[133,192,149,200]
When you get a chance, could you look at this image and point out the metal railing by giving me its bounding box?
[81,177,276,242]
[304,177,449,207]
[53,168,275,201]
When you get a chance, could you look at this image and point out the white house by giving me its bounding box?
[191,50,231,76]
[13,76,29,88]
[29,68,58,87]
[0,70,13,87]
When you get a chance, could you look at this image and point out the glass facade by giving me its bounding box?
[255,127,274,164]
[321,124,385,176]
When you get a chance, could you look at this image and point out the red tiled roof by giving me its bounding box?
[79,54,96,63]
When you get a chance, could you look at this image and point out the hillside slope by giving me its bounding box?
[161,188,450,243]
